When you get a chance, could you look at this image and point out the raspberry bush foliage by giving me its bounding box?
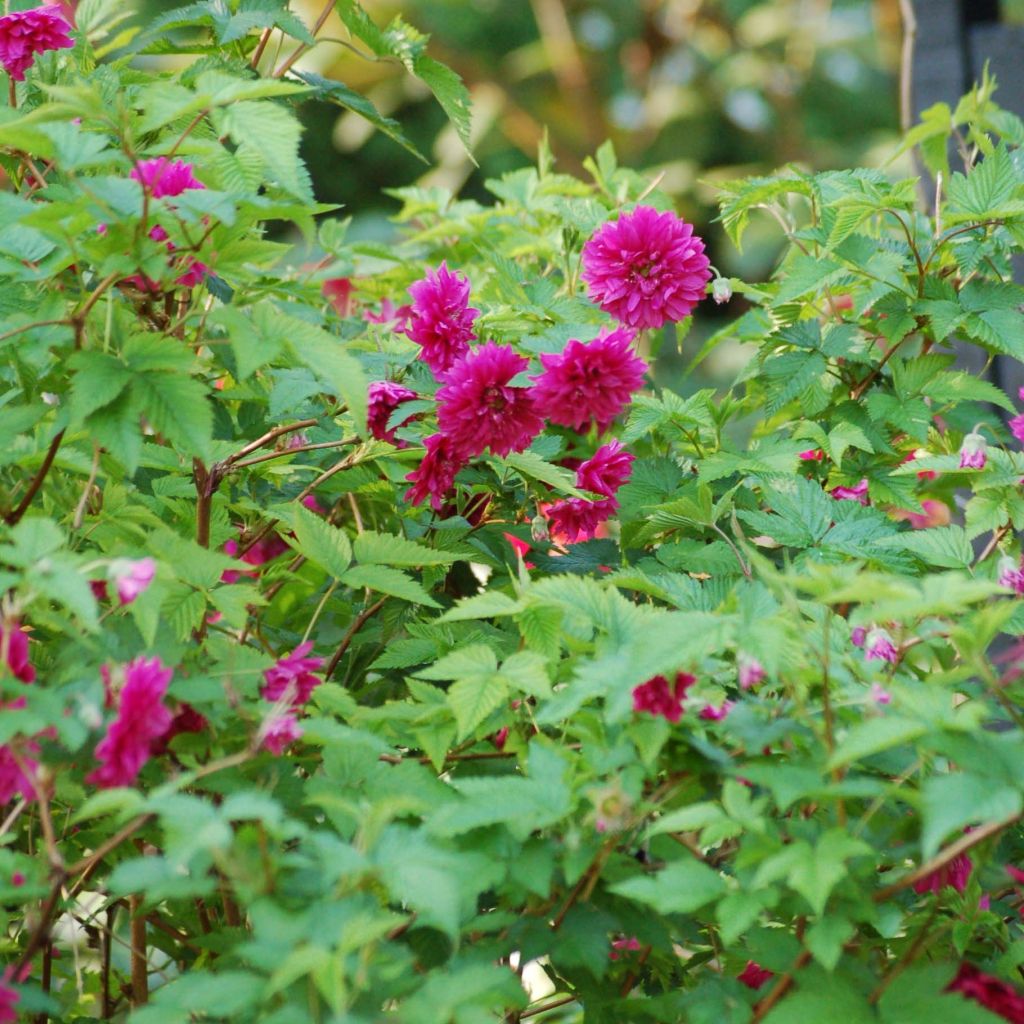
[6,4,1024,1022]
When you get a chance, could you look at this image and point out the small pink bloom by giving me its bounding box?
[575,440,634,499]
[980,894,991,911]
[831,478,869,505]
[11,872,24,887]
[798,448,825,462]
[738,960,774,990]
[998,556,1024,595]
[221,531,290,582]
[870,682,892,705]
[959,433,987,470]
[0,743,38,805]
[609,936,642,960]
[581,205,711,329]
[530,327,647,434]
[1011,415,1024,445]
[365,297,413,329]
[699,701,734,721]
[738,655,765,690]
[491,727,509,751]
[301,494,327,514]
[850,626,867,648]
[893,499,951,531]
[261,710,303,755]
[0,974,18,1024]
[368,380,418,446]
[86,657,173,789]
[865,627,898,664]
[406,262,479,375]
[262,643,323,706]
[504,532,531,559]
[112,557,156,605]
[1007,865,1024,885]
[404,432,467,511]
[436,342,543,459]
[130,157,204,199]
[322,277,354,317]
[632,672,694,724]
[914,852,972,894]
[0,4,73,82]
[0,623,35,683]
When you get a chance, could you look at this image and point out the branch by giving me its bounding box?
[272,0,335,78]
[324,597,387,680]
[897,0,917,132]
[4,430,65,525]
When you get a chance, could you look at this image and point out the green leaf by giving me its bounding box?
[878,526,973,569]
[342,564,439,606]
[132,370,213,462]
[447,673,509,739]
[608,858,725,914]
[921,773,1023,858]
[828,717,928,771]
[416,644,497,682]
[353,530,456,567]
[214,101,310,200]
[412,55,473,160]
[879,964,1008,1024]
[289,504,352,577]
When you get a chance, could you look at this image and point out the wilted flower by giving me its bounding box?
[590,777,633,833]
[738,960,774,990]
[436,341,543,458]
[404,432,467,511]
[864,627,898,664]
[261,643,323,706]
[959,432,987,470]
[831,478,869,505]
[130,157,204,199]
[86,657,173,789]
[260,709,303,755]
[632,672,694,723]
[575,440,634,499]
[914,852,972,895]
[0,4,73,82]
[367,380,418,446]
[946,963,1024,1022]
[738,655,765,690]
[530,327,647,433]
[405,262,478,375]
[0,623,35,683]
[111,557,156,605]
[581,205,711,329]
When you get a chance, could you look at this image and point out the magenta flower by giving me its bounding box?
[738,655,765,690]
[632,672,694,723]
[0,975,17,1024]
[366,297,413,330]
[405,432,467,511]
[738,960,774,990]
[851,626,867,647]
[581,205,711,329]
[609,937,642,960]
[368,380,418,446]
[261,710,303,755]
[322,277,354,317]
[222,531,290,582]
[1,623,35,683]
[0,4,73,82]
[0,743,38,805]
[870,682,892,705]
[130,157,205,199]
[798,448,825,462]
[530,327,647,433]
[914,852,972,895]
[1011,414,1024,445]
[576,440,634,498]
[261,642,323,706]
[436,342,543,458]
[86,657,173,789]
[111,557,156,605]
[405,262,478,375]
[959,432,987,470]
[831,478,869,505]
[946,963,1024,1022]
[865,627,898,664]
[998,556,1024,594]
[699,701,734,721]
[546,496,616,544]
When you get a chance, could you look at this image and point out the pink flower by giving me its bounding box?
[368,380,418,446]
[322,277,354,317]
[366,297,413,329]
[261,642,323,706]
[222,531,290,582]
[914,852,972,895]
[946,963,1024,1022]
[406,262,478,375]
[0,4,73,82]
[576,440,634,498]
[546,496,617,544]
[632,672,694,723]
[609,936,642,960]
[86,657,173,789]
[798,448,825,462]
[999,556,1024,595]
[851,626,867,647]
[1,623,35,683]
[436,342,543,458]
[831,478,869,505]
[1011,415,1024,445]
[1007,865,1024,885]
[870,682,892,705]
[699,701,734,721]
[0,975,18,1024]
[11,872,24,887]
[112,557,156,605]
[130,158,204,199]
[404,432,467,511]
[738,960,774,990]
[0,743,38,805]
[581,205,711,329]
[893,499,951,531]
[530,327,647,433]
[261,710,303,755]
[151,704,207,755]
[738,655,765,690]
[865,627,898,664]
[491,726,509,751]
[959,433,987,470]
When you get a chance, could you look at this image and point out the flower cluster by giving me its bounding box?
[581,205,711,329]
[405,262,479,375]
[631,672,694,723]
[0,3,73,82]
[258,644,324,755]
[546,440,634,544]
[87,657,173,789]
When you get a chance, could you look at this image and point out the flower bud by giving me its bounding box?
[959,432,987,469]
[711,277,733,305]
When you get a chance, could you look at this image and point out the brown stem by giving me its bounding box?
[34,941,52,1024]
[0,318,69,345]
[130,895,148,1006]
[193,458,222,549]
[973,523,1011,569]
[66,814,155,886]
[272,0,334,78]
[751,949,812,1023]
[897,0,916,133]
[519,995,577,1019]
[224,418,320,465]
[232,436,356,470]
[550,838,616,930]
[250,27,273,68]
[868,908,939,1003]
[4,430,65,525]
[324,597,387,680]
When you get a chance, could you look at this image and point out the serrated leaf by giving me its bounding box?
[342,564,439,606]
[608,858,725,914]
[446,674,508,739]
[290,504,352,577]
[353,530,456,567]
